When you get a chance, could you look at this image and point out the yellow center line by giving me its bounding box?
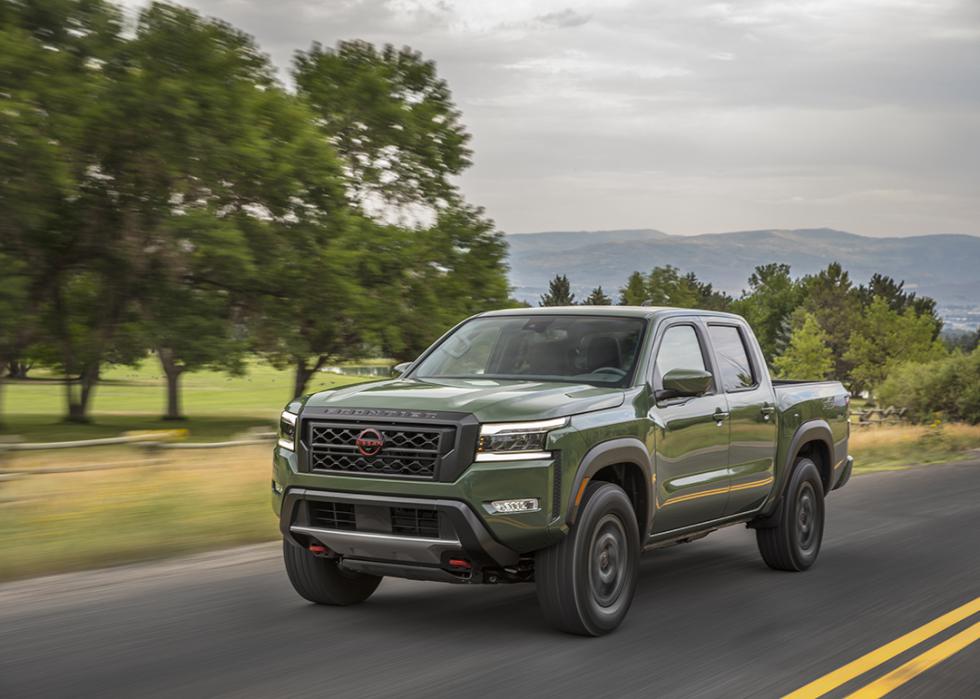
[783,596,980,698]
[845,620,980,699]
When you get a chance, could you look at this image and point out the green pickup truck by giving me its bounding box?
[273,307,851,635]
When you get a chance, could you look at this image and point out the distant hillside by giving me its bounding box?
[506,228,980,313]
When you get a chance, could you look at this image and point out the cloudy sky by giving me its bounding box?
[120,0,980,237]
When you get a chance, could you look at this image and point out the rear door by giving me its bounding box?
[649,318,732,534]
[705,322,777,516]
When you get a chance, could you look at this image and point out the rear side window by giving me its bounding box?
[708,324,756,391]
[653,325,708,392]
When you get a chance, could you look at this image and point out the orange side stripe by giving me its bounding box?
[660,476,773,508]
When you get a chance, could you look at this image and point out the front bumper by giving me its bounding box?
[281,488,521,578]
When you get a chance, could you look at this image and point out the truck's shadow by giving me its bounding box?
[293,538,765,637]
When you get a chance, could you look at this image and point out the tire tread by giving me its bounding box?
[756,458,824,572]
[282,539,382,605]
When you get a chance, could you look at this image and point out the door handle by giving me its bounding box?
[760,405,776,421]
[713,409,730,423]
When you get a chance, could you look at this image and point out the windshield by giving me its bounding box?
[413,315,647,387]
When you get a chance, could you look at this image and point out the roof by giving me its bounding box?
[477,305,745,321]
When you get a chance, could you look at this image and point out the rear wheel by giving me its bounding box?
[282,539,382,605]
[756,458,824,571]
[535,482,640,636]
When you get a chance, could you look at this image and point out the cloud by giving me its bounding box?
[535,9,592,29]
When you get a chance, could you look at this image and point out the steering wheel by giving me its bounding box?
[590,366,626,379]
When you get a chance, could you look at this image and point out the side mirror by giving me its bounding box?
[391,362,412,377]
[658,368,712,400]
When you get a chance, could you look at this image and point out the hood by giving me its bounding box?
[302,377,625,423]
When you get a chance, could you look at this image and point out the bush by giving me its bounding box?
[878,348,980,424]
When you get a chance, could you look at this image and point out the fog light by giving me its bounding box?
[486,498,540,514]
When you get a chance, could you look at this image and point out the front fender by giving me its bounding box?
[565,437,654,536]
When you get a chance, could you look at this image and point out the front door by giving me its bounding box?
[649,320,731,534]
[706,322,778,516]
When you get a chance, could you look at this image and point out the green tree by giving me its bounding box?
[380,205,512,360]
[647,265,693,306]
[798,263,862,383]
[583,286,612,305]
[773,314,833,380]
[540,274,576,306]
[681,272,732,311]
[642,266,731,309]
[0,0,131,421]
[845,296,947,393]
[106,3,280,419]
[294,40,471,213]
[143,214,252,419]
[619,272,648,305]
[290,39,508,385]
[857,273,942,339]
[114,3,354,406]
[731,264,802,363]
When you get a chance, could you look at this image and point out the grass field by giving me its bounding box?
[2,362,979,581]
[0,360,374,441]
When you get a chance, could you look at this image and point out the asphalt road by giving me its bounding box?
[2,460,979,698]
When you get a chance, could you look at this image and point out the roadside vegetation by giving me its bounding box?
[850,423,980,472]
[0,444,276,581]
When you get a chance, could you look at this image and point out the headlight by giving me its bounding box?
[278,410,298,451]
[475,417,568,462]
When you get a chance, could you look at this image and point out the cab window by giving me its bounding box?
[653,325,709,393]
[708,324,756,391]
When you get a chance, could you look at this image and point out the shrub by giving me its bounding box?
[878,348,980,424]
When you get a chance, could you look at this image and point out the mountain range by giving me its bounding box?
[505,228,980,318]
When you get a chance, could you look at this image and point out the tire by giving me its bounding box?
[282,539,382,605]
[756,458,825,571]
[535,482,640,636]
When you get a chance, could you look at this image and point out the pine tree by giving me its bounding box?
[773,314,834,380]
[539,275,576,306]
[583,286,612,305]
[618,272,648,305]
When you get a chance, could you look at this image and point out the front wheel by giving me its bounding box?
[756,458,825,571]
[282,539,382,605]
[535,482,640,636]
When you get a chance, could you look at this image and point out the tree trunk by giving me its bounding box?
[158,349,185,420]
[7,360,30,379]
[65,364,99,424]
[292,355,327,399]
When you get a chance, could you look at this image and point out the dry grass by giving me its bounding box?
[0,445,277,581]
[849,423,980,472]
